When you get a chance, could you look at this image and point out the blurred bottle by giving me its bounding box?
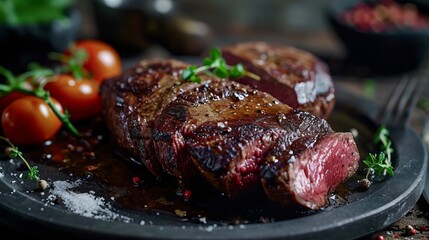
[92,0,213,56]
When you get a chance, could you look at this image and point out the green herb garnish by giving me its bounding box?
[0,136,39,181]
[181,48,260,83]
[0,0,73,26]
[359,125,394,190]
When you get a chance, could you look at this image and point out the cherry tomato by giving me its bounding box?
[44,74,101,121]
[0,92,29,115]
[0,80,36,115]
[72,39,122,83]
[2,96,63,145]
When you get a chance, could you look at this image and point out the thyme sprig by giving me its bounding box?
[181,48,260,83]
[359,125,394,190]
[0,66,81,138]
[0,136,39,181]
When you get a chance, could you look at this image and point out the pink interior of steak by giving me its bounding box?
[222,51,300,108]
[224,128,284,195]
[222,42,336,119]
[223,140,267,194]
[290,132,359,209]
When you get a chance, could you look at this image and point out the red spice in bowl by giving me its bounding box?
[328,0,429,73]
[339,0,429,32]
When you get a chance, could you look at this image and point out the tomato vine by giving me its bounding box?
[0,66,81,138]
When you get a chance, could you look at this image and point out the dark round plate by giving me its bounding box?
[0,87,427,240]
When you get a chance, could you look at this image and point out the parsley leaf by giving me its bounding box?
[182,48,260,82]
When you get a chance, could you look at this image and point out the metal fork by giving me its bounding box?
[377,75,423,127]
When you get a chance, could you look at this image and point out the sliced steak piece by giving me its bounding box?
[152,73,355,204]
[152,79,293,183]
[100,58,360,210]
[222,41,335,119]
[100,58,206,177]
[184,110,345,201]
[261,132,360,210]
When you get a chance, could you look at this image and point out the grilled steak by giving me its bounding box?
[101,59,209,177]
[222,41,335,119]
[261,132,359,209]
[100,58,360,210]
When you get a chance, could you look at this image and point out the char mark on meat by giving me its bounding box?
[100,59,202,177]
[100,58,360,210]
[152,78,292,183]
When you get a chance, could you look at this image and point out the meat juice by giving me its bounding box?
[9,105,373,225]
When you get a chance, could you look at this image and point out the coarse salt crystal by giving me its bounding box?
[48,180,132,222]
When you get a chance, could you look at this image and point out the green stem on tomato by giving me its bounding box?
[20,87,81,138]
[16,69,53,84]
[48,49,88,80]
[40,91,81,138]
[0,66,82,138]
[0,65,16,85]
[0,84,12,94]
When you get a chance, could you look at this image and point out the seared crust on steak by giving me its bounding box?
[156,79,293,192]
[222,41,335,119]
[100,58,360,210]
[101,59,202,177]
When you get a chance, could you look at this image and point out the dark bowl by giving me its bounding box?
[0,7,81,74]
[327,0,429,74]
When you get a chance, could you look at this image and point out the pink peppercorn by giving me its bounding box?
[184,190,192,200]
[132,176,140,184]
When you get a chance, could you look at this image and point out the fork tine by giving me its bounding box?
[377,75,422,126]
[395,76,422,124]
[377,75,408,124]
